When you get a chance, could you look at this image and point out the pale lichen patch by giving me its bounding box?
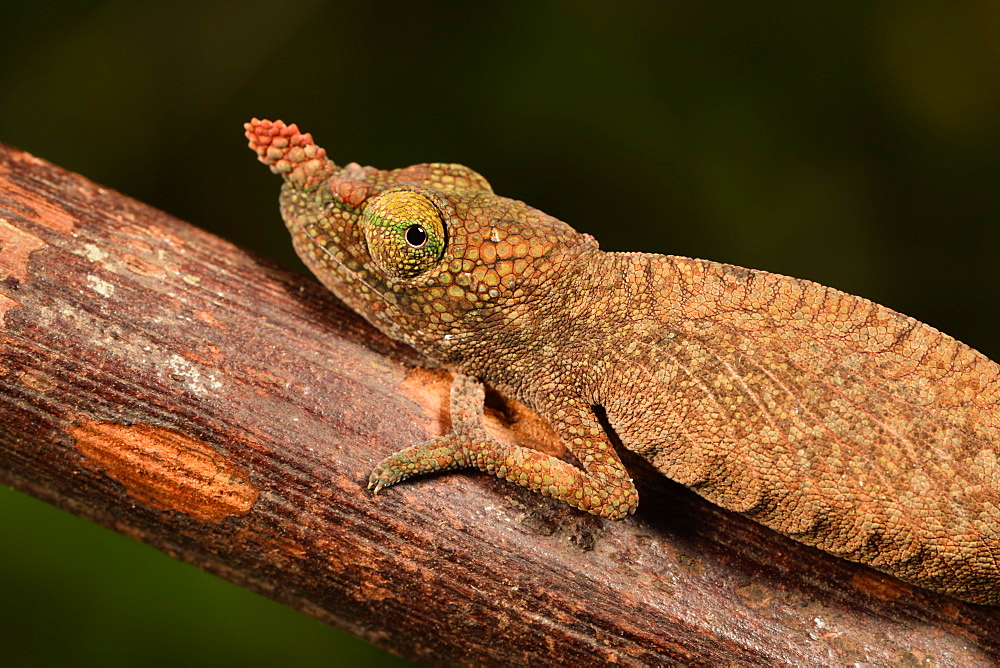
[86,274,115,297]
[163,353,223,394]
[76,243,108,263]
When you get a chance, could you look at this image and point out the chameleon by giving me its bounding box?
[245,118,1000,605]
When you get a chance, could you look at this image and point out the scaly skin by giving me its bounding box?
[245,118,1000,605]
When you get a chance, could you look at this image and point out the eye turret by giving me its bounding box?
[361,188,446,279]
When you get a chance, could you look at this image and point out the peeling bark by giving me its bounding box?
[0,143,998,665]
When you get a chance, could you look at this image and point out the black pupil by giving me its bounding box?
[405,225,428,248]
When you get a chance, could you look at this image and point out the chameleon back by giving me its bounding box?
[595,251,1000,603]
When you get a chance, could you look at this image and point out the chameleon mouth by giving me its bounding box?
[291,217,389,301]
[292,218,458,350]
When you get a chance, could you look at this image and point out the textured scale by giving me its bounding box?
[246,118,1000,605]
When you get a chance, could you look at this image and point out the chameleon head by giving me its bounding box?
[245,118,595,360]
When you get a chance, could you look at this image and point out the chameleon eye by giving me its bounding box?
[361,188,446,279]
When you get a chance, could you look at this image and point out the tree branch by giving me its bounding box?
[1,143,997,665]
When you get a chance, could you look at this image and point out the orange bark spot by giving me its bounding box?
[0,292,19,327]
[70,421,259,523]
[850,570,910,601]
[2,181,77,235]
[0,219,46,281]
[122,253,166,277]
[0,219,47,325]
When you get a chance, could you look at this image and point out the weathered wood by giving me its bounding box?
[0,142,997,665]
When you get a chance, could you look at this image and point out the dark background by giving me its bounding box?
[2,1,999,665]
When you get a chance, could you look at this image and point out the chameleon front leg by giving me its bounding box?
[368,374,638,519]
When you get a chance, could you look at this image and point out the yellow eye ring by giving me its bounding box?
[361,189,446,279]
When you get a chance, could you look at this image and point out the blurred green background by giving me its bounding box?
[2,1,999,665]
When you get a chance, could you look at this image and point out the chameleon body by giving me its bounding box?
[246,118,1000,605]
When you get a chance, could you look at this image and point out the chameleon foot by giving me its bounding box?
[368,374,638,519]
[368,374,486,492]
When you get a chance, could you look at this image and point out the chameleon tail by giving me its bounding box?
[244,118,335,188]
